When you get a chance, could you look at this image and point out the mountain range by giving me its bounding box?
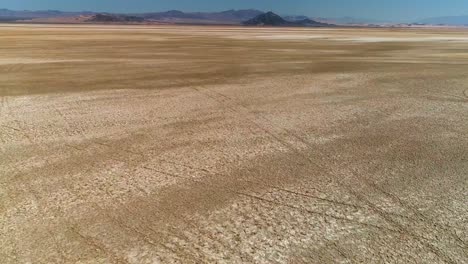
[0,8,332,26]
[0,8,361,25]
[2,8,468,26]
[0,8,264,24]
[0,8,93,20]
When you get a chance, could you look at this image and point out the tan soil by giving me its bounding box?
[1,24,467,263]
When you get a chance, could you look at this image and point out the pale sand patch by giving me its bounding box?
[249,34,327,40]
[338,36,468,42]
[0,58,189,66]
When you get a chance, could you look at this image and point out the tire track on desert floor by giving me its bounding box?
[1,98,158,263]
[262,86,466,254]
[4,87,466,262]
[191,85,467,263]
[68,224,130,264]
[3,93,364,262]
[140,162,458,263]
[142,151,417,223]
[0,96,35,146]
[0,105,124,263]
[45,106,409,262]
[345,184,461,264]
[0,135,78,263]
[47,101,175,262]
[53,142,246,262]
[64,132,396,261]
[65,127,410,233]
[36,96,243,262]
[207,84,467,222]
[0,121,414,262]
[141,164,398,233]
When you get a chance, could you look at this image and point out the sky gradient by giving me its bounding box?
[1,0,467,22]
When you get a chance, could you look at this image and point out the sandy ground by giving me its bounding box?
[0,24,467,263]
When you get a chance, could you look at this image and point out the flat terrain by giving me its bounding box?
[0,24,467,263]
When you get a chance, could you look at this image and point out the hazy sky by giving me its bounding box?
[1,0,467,22]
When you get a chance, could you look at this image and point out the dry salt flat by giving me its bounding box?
[1,24,467,263]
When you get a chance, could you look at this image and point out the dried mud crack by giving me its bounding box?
[1,24,467,263]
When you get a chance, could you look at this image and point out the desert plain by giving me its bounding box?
[0,24,467,263]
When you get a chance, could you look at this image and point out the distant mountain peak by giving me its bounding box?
[243,11,287,26]
[165,10,185,15]
[87,13,144,23]
[244,11,332,27]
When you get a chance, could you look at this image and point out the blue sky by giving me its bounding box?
[1,0,467,22]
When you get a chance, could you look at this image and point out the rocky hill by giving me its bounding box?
[244,12,332,27]
[87,13,145,23]
[243,12,288,26]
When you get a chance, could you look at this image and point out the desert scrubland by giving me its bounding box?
[0,24,467,263]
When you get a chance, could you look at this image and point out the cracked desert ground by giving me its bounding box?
[1,24,467,263]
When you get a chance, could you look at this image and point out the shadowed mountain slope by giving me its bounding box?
[244,12,332,27]
[87,13,145,23]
